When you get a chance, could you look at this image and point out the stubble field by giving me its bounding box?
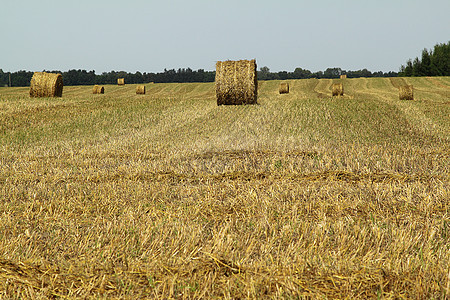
[0,77,449,298]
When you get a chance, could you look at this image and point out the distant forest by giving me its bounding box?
[0,68,398,87]
[0,41,448,87]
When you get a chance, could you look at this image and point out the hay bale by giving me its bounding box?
[118,78,125,85]
[399,85,413,100]
[215,59,257,105]
[279,82,289,94]
[93,85,104,94]
[136,85,146,95]
[332,83,344,96]
[29,72,63,97]
[340,74,347,79]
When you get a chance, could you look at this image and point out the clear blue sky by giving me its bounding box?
[1,0,449,73]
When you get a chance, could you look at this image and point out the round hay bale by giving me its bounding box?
[340,74,347,79]
[29,72,63,97]
[279,82,289,94]
[215,59,257,105]
[136,85,146,95]
[399,85,414,100]
[332,83,344,96]
[93,85,104,94]
[117,78,125,86]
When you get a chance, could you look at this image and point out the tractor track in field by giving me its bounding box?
[389,77,408,89]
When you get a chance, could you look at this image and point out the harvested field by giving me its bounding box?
[0,77,449,298]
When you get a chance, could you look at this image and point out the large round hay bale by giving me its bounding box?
[136,85,146,94]
[29,72,63,97]
[332,83,344,96]
[93,85,104,94]
[279,82,289,94]
[340,74,347,79]
[118,78,125,85]
[399,85,413,100]
[215,59,257,105]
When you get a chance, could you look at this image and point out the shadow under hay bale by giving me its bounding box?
[136,85,146,95]
[399,85,414,100]
[92,85,104,94]
[117,78,125,86]
[279,82,289,94]
[29,72,63,97]
[215,59,257,105]
[332,83,344,96]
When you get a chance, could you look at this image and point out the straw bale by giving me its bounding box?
[332,83,344,96]
[29,72,63,97]
[340,74,347,79]
[215,59,257,105]
[399,85,413,100]
[118,78,125,85]
[279,82,289,94]
[92,85,104,94]
[136,85,146,94]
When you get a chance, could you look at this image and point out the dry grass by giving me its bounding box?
[0,78,449,298]
[215,59,257,105]
[29,72,63,97]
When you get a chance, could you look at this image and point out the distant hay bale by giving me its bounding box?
[92,85,104,94]
[118,78,125,85]
[340,74,347,79]
[29,72,63,97]
[215,59,257,105]
[136,85,146,94]
[279,82,289,94]
[332,83,344,96]
[399,85,414,100]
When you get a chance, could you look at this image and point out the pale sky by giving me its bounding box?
[1,0,449,73]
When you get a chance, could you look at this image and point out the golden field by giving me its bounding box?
[0,77,449,299]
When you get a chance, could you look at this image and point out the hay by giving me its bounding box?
[332,83,344,96]
[29,72,63,97]
[340,75,347,79]
[136,85,146,94]
[279,82,289,94]
[118,78,125,86]
[215,59,257,105]
[399,85,413,100]
[92,85,104,94]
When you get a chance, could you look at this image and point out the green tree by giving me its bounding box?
[399,41,449,76]
[258,66,270,80]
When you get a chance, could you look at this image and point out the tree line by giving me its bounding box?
[0,68,216,87]
[257,67,398,80]
[0,67,399,87]
[1,40,447,87]
[399,41,449,76]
